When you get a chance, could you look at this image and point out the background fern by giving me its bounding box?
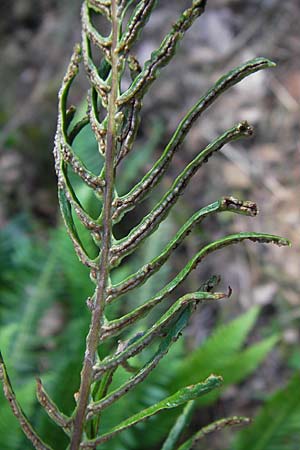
[232,375,300,450]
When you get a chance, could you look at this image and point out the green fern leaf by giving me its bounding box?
[170,308,278,406]
[172,307,260,385]
[82,375,223,448]
[161,401,195,450]
[233,374,300,450]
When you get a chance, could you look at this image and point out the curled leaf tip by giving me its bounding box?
[73,43,82,55]
[243,200,259,216]
[214,288,231,300]
[221,196,258,217]
[207,374,223,385]
[223,415,252,427]
[235,232,290,248]
[215,286,232,299]
[243,416,252,424]
[238,120,254,136]
[265,58,276,68]
[271,237,291,247]
[252,56,276,68]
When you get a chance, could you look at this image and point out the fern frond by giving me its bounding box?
[161,401,195,450]
[36,378,71,434]
[118,0,157,54]
[82,375,223,447]
[177,416,250,450]
[0,1,290,449]
[0,353,52,450]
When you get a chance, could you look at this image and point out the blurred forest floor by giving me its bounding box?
[0,0,299,448]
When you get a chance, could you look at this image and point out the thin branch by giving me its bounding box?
[162,401,196,450]
[68,116,89,145]
[58,173,102,233]
[81,7,111,101]
[117,0,157,55]
[117,0,135,17]
[127,54,142,79]
[53,45,81,178]
[0,353,52,450]
[115,98,142,166]
[88,0,112,20]
[87,90,108,154]
[177,416,251,450]
[58,187,100,270]
[36,378,71,434]
[55,45,106,191]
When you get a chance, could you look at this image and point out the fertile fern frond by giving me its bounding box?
[0,1,290,449]
[175,415,250,450]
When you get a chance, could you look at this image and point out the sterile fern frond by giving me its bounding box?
[232,375,300,450]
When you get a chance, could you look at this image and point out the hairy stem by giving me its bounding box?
[69,1,119,448]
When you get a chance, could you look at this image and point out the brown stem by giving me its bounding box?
[69,1,119,448]
[0,353,51,450]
